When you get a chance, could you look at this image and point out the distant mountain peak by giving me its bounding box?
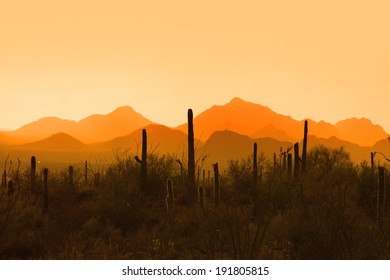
[21,132,86,151]
[110,105,136,113]
[229,97,245,103]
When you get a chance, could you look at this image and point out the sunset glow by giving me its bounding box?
[1,0,390,131]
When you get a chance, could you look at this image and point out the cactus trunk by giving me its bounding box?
[302,120,308,173]
[31,156,36,190]
[187,109,196,203]
[294,143,300,178]
[253,142,258,188]
[140,129,147,192]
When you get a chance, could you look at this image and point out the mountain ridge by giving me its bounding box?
[1,98,388,148]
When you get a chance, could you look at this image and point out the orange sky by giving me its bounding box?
[1,0,389,132]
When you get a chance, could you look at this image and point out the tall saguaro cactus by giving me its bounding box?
[253,142,258,188]
[302,120,308,173]
[31,156,36,190]
[294,143,300,178]
[141,129,148,192]
[188,109,196,203]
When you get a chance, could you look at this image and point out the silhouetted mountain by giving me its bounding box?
[19,133,87,151]
[1,98,388,151]
[73,106,154,143]
[94,124,196,156]
[8,117,76,143]
[200,130,376,170]
[202,130,293,170]
[0,132,17,146]
[3,106,153,144]
[306,135,371,163]
[176,98,339,142]
[176,98,387,147]
[251,124,293,142]
[371,139,390,163]
[335,118,388,147]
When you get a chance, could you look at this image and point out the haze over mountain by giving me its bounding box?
[335,118,388,147]
[1,98,389,152]
[177,98,388,147]
[19,133,87,151]
[3,106,153,144]
[94,124,194,156]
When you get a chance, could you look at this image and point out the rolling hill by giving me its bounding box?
[2,106,153,144]
[19,133,87,151]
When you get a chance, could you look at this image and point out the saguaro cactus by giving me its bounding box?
[253,142,258,188]
[136,129,148,192]
[371,152,375,170]
[141,129,147,190]
[213,163,220,206]
[294,143,300,178]
[188,109,196,203]
[302,120,308,173]
[43,168,49,214]
[166,179,174,213]
[31,156,36,190]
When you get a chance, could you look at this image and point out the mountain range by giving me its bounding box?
[1,98,389,168]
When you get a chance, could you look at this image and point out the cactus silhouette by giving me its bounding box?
[31,156,36,190]
[302,120,308,173]
[187,109,196,203]
[135,129,148,192]
[294,143,300,178]
[253,142,258,188]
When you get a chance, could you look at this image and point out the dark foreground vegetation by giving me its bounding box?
[0,144,389,260]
